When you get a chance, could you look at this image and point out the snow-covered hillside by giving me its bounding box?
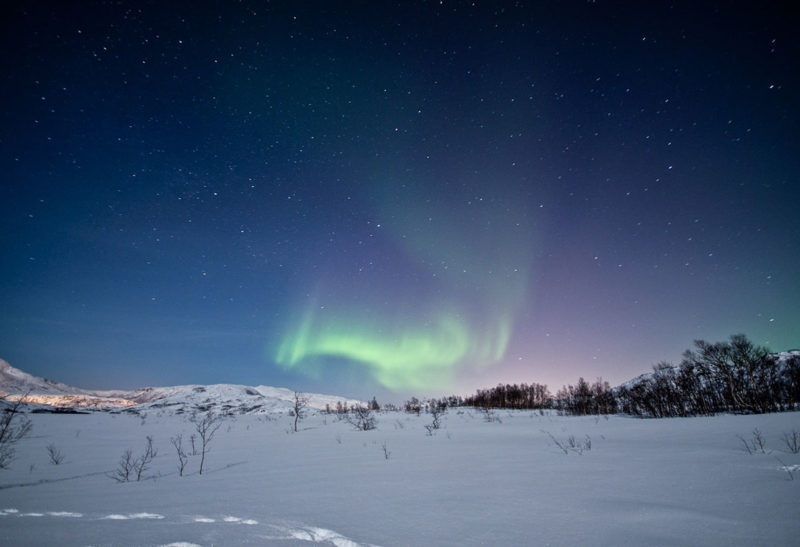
[0,409,797,545]
[0,359,87,396]
[126,383,363,415]
[0,359,362,415]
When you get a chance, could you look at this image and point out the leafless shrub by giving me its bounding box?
[381,441,391,460]
[738,428,767,454]
[0,392,33,469]
[346,405,376,431]
[543,430,591,455]
[751,428,767,453]
[170,434,188,476]
[566,435,592,455]
[481,407,502,423]
[426,402,446,434]
[46,444,64,465]
[192,411,223,474]
[190,433,198,456]
[781,429,800,454]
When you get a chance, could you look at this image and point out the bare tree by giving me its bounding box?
[132,436,157,481]
[193,412,222,475]
[0,392,33,469]
[112,449,135,482]
[346,404,376,431]
[292,392,309,432]
[46,444,64,465]
[170,434,188,476]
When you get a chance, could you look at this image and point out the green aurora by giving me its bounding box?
[273,171,537,392]
[276,309,512,391]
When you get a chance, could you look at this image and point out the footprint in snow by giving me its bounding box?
[0,509,37,518]
[1,509,82,518]
[103,512,165,520]
[48,511,82,517]
[223,515,258,525]
[278,524,377,547]
[2,508,377,547]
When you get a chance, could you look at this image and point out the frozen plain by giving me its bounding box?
[1,409,798,546]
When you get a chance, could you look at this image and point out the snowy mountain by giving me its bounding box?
[0,359,86,396]
[0,359,362,414]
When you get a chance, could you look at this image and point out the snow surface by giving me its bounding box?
[1,408,798,545]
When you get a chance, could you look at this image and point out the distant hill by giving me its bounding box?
[0,359,363,414]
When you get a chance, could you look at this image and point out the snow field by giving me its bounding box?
[1,409,798,546]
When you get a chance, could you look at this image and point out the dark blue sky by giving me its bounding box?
[1,1,797,399]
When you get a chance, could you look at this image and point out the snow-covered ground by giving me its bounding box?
[1,409,798,546]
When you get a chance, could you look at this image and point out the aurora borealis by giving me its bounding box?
[1,2,798,399]
[275,170,533,391]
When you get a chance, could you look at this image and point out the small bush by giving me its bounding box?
[346,405,376,431]
[381,441,391,460]
[46,444,64,465]
[781,429,799,454]
[543,430,592,455]
[738,428,767,454]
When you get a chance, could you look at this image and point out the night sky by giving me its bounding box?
[1,2,798,400]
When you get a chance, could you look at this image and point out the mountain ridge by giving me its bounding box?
[0,359,363,414]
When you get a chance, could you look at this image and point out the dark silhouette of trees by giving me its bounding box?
[404,397,422,415]
[463,382,552,409]
[457,335,797,418]
[614,335,796,417]
[554,378,616,415]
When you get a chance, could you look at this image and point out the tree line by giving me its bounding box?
[448,335,800,418]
